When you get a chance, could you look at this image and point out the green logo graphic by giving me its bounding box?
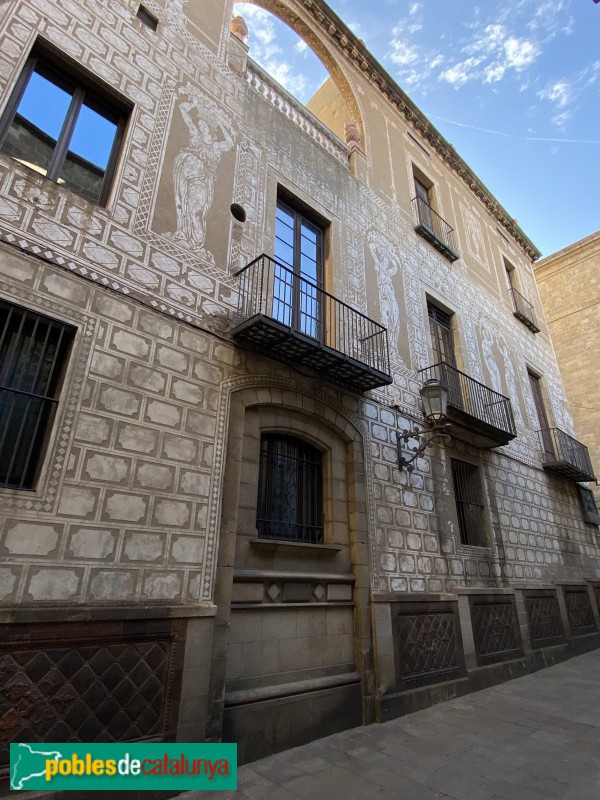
[10,743,237,791]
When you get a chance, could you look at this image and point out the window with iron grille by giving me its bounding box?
[256,434,324,544]
[0,45,129,205]
[0,301,74,490]
[451,458,487,547]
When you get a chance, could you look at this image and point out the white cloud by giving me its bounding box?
[537,61,600,126]
[385,6,446,92]
[236,4,277,55]
[439,57,484,88]
[539,81,572,108]
[264,60,308,98]
[467,23,506,53]
[527,0,571,37]
[484,63,506,84]
[551,109,572,129]
[388,39,420,67]
[504,36,539,70]
[234,2,326,103]
[439,22,540,87]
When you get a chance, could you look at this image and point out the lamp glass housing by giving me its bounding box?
[420,378,448,423]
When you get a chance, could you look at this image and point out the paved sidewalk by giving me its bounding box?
[181,650,600,800]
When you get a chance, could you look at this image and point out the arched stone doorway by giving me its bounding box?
[208,380,375,762]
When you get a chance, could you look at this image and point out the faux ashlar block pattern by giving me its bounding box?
[0,256,222,606]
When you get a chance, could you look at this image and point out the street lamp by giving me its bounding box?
[397,379,452,471]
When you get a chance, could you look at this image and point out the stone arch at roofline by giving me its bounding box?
[232,0,365,151]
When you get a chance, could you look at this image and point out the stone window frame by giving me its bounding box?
[423,292,467,375]
[0,280,94,511]
[136,4,159,30]
[237,405,349,554]
[449,455,492,550]
[578,485,600,526]
[256,432,325,544]
[266,175,337,303]
[0,40,131,207]
[502,256,519,296]
[0,299,76,491]
[525,364,555,443]
[412,164,438,214]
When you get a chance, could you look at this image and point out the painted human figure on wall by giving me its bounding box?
[480,325,503,395]
[368,231,402,364]
[497,333,523,424]
[168,85,235,259]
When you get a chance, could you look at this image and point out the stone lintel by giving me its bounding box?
[0,603,217,625]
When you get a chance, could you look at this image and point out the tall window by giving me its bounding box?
[504,260,516,295]
[451,459,486,547]
[274,198,324,339]
[427,304,456,368]
[256,434,323,544]
[528,370,554,458]
[0,48,129,205]
[414,177,433,228]
[428,303,461,405]
[0,301,74,489]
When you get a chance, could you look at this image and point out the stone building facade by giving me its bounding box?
[534,231,600,511]
[0,0,599,788]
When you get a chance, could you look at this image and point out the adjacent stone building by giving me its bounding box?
[534,231,600,513]
[0,0,599,789]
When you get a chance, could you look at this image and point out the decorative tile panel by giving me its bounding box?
[524,591,565,648]
[564,587,596,636]
[393,602,464,688]
[470,595,523,665]
[0,618,185,785]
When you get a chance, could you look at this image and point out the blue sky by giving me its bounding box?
[235,0,600,257]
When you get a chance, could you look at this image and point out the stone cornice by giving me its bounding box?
[298,0,541,261]
[534,229,600,275]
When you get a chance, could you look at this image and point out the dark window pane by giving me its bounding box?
[0,52,127,206]
[15,70,72,143]
[137,5,158,29]
[67,101,117,169]
[451,459,486,547]
[60,101,117,203]
[274,238,294,270]
[1,71,73,176]
[257,434,323,544]
[274,199,324,339]
[0,303,73,489]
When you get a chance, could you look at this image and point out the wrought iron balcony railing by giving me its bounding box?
[510,288,540,333]
[232,254,392,392]
[412,196,459,262]
[538,428,595,482]
[419,361,517,447]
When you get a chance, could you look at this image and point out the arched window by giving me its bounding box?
[256,433,323,543]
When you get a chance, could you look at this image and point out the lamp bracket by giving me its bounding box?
[397,421,451,471]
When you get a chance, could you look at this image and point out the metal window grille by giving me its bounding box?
[0,302,74,489]
[451,459,486,547]
[256,434,323,544]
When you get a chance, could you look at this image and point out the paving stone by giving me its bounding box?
[177,651,600,800]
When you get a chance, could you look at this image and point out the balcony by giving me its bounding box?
[510,288,540,333]
[412,197,459,262]
[538,428,596,482]
[419,362,517,448]
[232,255,392,392]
